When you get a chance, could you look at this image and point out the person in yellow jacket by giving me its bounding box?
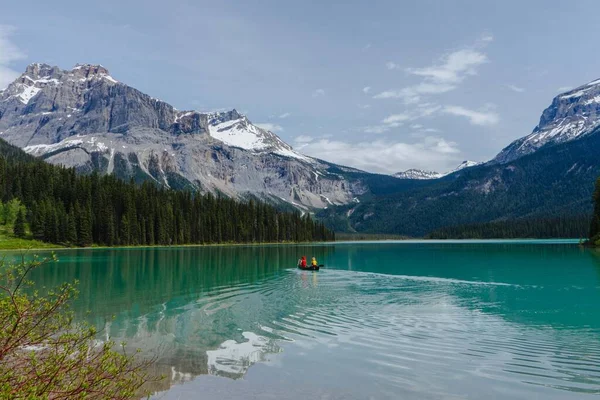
[311,257,318,267]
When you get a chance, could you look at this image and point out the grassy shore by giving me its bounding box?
[0,225,63,250]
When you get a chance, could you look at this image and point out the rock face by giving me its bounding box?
[494,78,600,163]
[0,63,366,209]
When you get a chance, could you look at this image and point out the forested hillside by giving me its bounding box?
[0,139,334,246]
[319,127,600,237]
[427,215,590,239]
[588,177,600,245]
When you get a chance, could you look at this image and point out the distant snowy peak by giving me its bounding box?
[494,77,600,164]
[394,169,443,180]
[393,160,481,180]
[449,160,481,173]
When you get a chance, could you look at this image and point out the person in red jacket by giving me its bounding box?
[298,256,307,268]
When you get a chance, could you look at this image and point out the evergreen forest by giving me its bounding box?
[0,139,334,247]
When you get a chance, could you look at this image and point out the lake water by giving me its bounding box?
[18,241,600,399]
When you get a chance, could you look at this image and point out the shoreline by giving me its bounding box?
[0,240,339,252]
[0,237,586,252]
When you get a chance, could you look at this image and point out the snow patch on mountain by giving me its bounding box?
[206,112,310,161]
[17,86,41,104]
[448,160,481,173]
[208,117,269,151]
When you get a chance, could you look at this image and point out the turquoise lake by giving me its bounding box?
[18,240,600,399]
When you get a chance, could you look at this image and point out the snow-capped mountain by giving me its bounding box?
[393,169,443,180]
[494,78,600,163]
[393,161,480,180]
[448,160,481,173]
[0,63,365,209]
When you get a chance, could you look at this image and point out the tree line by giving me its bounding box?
[428,214,591,239]
[588,177,600,245]
[0,139,334,246]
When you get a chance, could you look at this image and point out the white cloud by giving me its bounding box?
[367,106,443,134]
[362,86,371,93]
[374,39,491,104]
[406,49,488,84]
[506,84,525,93]
[365,107,443,134]
[0,26,26,89]
[278,112,291,119]
[382,113,411,124]
[312,88,325,97]
[373,82,456,103]
[256,123,284,132]
[557,86,572,92]
[294,135,313,143]
[416,103,442,117]
[480,34,494,43]
[411,124,423,129]
[443,105,499,126]
[373,90,403,100]
[358,104,371,109]
[363,43,372,51]
[364,125,393,134]
[386,61,400,70]
[298,136,461,174]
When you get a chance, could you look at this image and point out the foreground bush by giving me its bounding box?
[0,254,155,399]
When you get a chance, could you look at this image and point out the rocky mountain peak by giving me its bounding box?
[493,78,600,164]
[23,63,58,79]
[71,64,112,79]
[207,109,244,125]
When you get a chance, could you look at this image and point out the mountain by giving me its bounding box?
[393,161,480,180]
[494,79,600,163]
[319,128,600,236]
[0,63,365,209]
[319,78,600,237]
[317,79,600,237]
[449,160,481,173]
[393,169,443,180]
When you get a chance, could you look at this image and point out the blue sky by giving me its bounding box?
[2,0,600,173]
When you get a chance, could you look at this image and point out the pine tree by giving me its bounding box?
[589,177,600,243]
[13,209,26,238]
[67,212,78,245]
[77,205,93,247]
[120,214,130,245]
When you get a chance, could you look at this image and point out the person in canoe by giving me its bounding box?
[298,256,307,268]
[311,257,318,267]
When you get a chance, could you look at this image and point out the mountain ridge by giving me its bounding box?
[493,78,600,163]
[0,63,366,209]
[319,126,600,236]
